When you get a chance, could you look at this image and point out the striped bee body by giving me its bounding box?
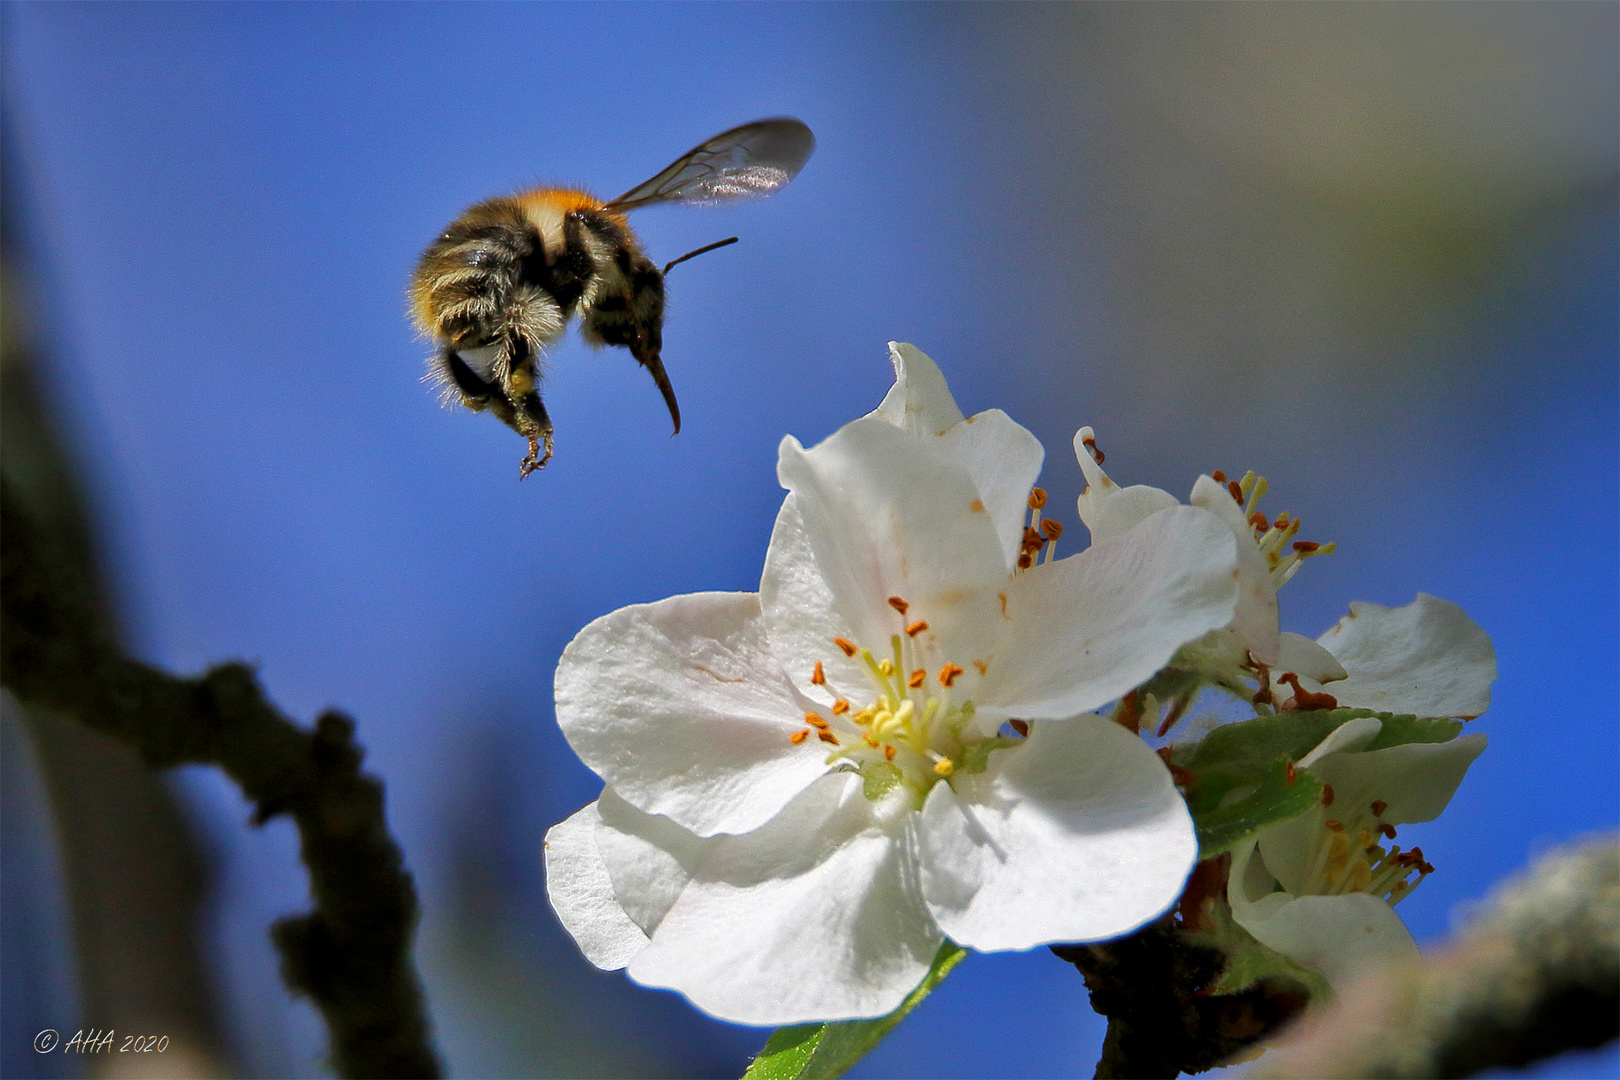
[410,119,814,477]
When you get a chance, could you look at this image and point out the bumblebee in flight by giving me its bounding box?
[410,118,815,477]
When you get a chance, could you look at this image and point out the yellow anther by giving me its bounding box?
[933,758,955,776]
[879,658,896,677]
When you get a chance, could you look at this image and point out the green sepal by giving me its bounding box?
[742,941,967,1080]
[1193,757,1323,859]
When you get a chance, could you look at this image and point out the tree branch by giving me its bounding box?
[1,478,442,1079]
[1053,915,1306,1079]
[1243,832,1619,1079]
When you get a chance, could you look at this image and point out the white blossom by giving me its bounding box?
[1229,595,1494,990]
[544,344,1248,1024]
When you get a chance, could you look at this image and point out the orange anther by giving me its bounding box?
[1041,519,1063,541]
[1292,540,1320,554]
[883,744,896,761]
[805,712,829,729]
[906,620,929,637]
[1324,819,1345,832]
[1379,823,1398,840]
[1371,800,1389,817]
[1017,552,1033,569]
[790,729,809,744]
[818,731,840,745]
[1027,488,1048,510]
[863,734,880,748]
[907,668,926,688]
[1212,470,1228,484]
[1248,512,1269,530]
[1008,719,1029,737]
[1022,526,1044,551]
[811,661,826,685]
[938,663,964,687]
[888,596,910,615]
[1322,784,1335,807]
[972,659,989,676]
[834,637,857,657]
[832,699,850,714]
[1286,761,1297,785]
[1081,434,1105,464]
[1228,480,1244,503]
[1279,672,1339,712]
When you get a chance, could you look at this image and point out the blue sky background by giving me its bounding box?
[3,4,1615,1077]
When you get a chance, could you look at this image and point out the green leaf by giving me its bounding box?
[1178,708,1376,813]
[1179,708,1469,857]
[742,942,967,1080]
[1193,757,1323,858]
[1362,713,1463,751]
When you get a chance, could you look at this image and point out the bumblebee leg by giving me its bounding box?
[443,348,494,410]
[515,391,554,479]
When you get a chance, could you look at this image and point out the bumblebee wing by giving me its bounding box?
[604,118,815,212]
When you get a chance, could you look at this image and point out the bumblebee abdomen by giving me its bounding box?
[410,197,537,341]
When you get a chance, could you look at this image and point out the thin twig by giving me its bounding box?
[1,479,442,1079]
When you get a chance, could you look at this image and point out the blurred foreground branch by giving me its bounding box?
[1245,832,1619,1079]
[1,480,442,1079]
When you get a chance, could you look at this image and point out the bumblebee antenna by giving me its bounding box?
[662,236,739,275]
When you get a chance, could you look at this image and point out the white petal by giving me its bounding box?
[1233,891,1419,993]
[543,802,648,971]
[871,344,1044,568]
[1310,733,1487,826]
[1275,632,1348,684]
[1299,715,1384,769]
[757,494,872,705]
[772,422,1007,678]
[555,591,828,837]
[873,342,966,436]
[1189,475,1280,665]
[932,409,1044,570]
[1073,428,1180,543]
[914,715,1197,951]
[1317,595,1497,718]
[623,773,941,1025]
[974,505,1240,722]
[595,787,708,935]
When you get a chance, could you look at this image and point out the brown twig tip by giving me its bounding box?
[1,479,443,1079]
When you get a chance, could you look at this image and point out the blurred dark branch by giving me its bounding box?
[1,481,442,1079]
[1243,832,1619,1079]
[1053,858,1308,1079]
